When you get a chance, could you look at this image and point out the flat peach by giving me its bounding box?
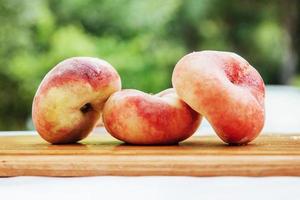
[102,89,201,145]
[172,51,265,145]
[32,57,121,144]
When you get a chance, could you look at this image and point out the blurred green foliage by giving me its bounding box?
[0,0,299,130]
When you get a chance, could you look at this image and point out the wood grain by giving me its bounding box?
[0,133,300,176]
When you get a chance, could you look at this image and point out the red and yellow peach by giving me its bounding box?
[102,88,202,145]
[32,57,121,144]
[172,51,265,145]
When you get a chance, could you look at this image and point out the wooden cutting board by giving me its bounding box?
[0,132,300,177]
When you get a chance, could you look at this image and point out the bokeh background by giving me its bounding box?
[0,0,299,130]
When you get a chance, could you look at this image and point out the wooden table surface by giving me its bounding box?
[0,133,299,177]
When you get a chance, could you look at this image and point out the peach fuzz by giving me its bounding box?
[172,51,265,145]
[102,88,202,145]
[32,57,121,144]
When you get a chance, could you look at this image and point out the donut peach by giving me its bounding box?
[32,57,121,144]
[172,51,265,145]
[102,88,201,145]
